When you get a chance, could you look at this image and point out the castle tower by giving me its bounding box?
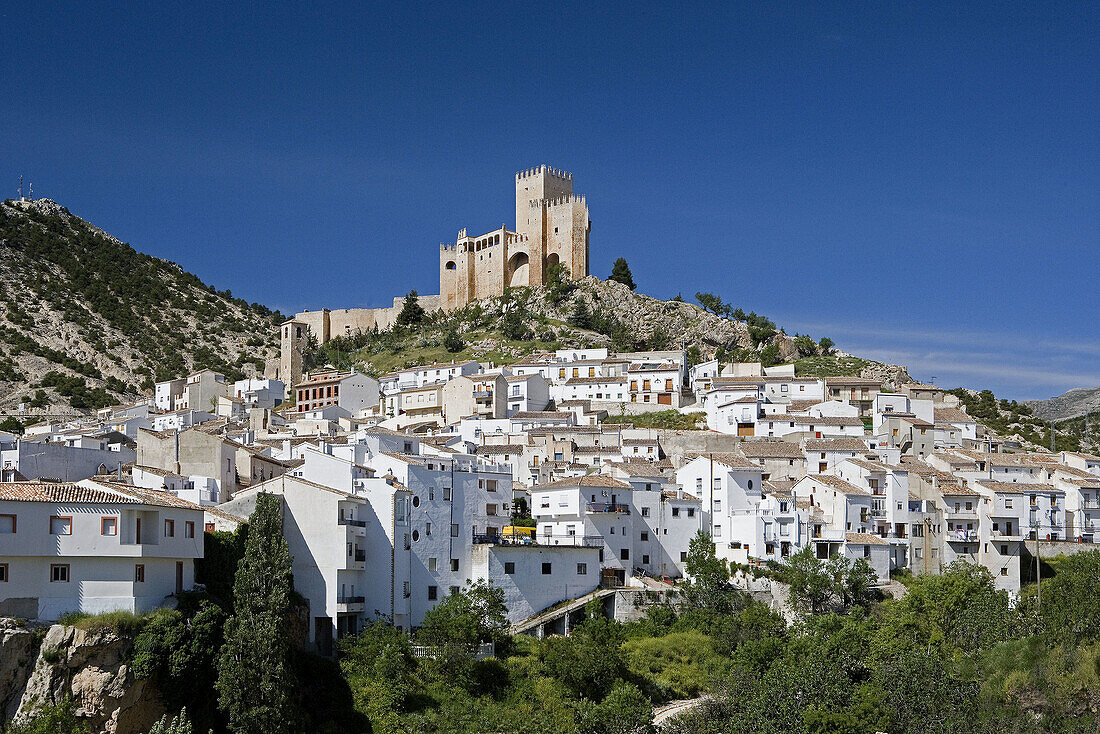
[515,165,574,235]
[279,319,309,397]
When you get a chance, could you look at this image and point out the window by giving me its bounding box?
[577,563,587,575]
[505,562,515,574]
[0,563,7,582]
[403,581,411,598]
[687,508,695,517]
[450,559,459,572]
[672,507,680,517]
[0,514,15,533]
[1005,499,1013,509]
[425,522,432,536]
[50,516,72,535]
[135,564,145,582]
[428,586,438,601]
[451,524,459,537]
[641,507,650,517]
[450,586,460,596]
[542,562,552,575]
[863,546,870,558]
[101,517,117,536]
[184,521,194,539]
[50,564,69,582]
[412,530,420,542]
[164,519,175,537]
[620,548,630,560]
[640,531,649,542]
[443,488,451,501]
[428,557,437,572]
[642,554,650,564]
[1000,567,1008,576]
[680,551,688,562]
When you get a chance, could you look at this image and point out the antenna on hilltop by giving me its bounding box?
[27,183,32,200]
[18,175,23,200]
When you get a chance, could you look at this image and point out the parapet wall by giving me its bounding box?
[295,294,443,344]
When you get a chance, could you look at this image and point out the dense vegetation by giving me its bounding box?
[947,387,1095,452]
[0,201,281,407]
[9,524,1100,734]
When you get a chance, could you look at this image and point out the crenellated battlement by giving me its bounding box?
[516,164,573,181]
[529,194,587,207]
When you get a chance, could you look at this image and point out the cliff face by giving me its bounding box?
[0,620,163,734]
[1026,386,1100,422]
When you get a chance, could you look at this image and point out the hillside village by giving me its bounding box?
[3,167,1100,637]
[1,170,1100,731]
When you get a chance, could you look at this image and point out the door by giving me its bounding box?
[737,424,754,437]
[819,462,828,472]
[658,393,672,405]
[135,518,142,544]
[175,562,184,594]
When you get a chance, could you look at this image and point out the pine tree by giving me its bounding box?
[395,290,425,327]
[216,492,301,734]
[609,257,636,290]
[568,298,592,330]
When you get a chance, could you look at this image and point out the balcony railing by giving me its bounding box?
[354,550,366,562]
[539,534,605,547]
[587,503,630,514]
[339,518,367,527]
[337,595,365,604]
[947,530,978,542]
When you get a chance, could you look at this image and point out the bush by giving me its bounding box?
[3,698,88,734]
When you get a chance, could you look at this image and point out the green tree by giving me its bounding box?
[443,328,465,353]
[575,681,654,734]
[216,493,301,734]
[545,261,574,305]
[501,306,533,341]
[146,708,194,734]
[568,298,593,329]
[760,342,781,368]
[0,416,23,434]
[818,337,835,354]
[338,620,415,734]
[395,290,425,327]
[783,546,835,615]
[133,603,225,730]
[1034,550,1100,643]
[695,292,722,315]
[609,257,636,290]
[418,578,509,648]
[541,602,626,700]
[3,698,88,734]
[681,531,745,624]
[793,335,817,357]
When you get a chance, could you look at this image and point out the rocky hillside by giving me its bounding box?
[0,199,281,415]
[305,274,912,388]
[1026,386,1100,422]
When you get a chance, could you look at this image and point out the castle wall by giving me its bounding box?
[293,295,443,346]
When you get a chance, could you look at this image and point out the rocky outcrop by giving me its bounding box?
[0,620,163,734]
[1026,386,1100,422]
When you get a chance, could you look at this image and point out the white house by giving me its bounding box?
[0,480,204,621]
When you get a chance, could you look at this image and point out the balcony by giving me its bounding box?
[337,595,365,613]
[947,529,978,542]
[587,503,630,514]
[539,534,605,548]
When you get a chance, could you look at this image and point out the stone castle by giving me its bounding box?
[439,165,590,309]
[279,165,590,383]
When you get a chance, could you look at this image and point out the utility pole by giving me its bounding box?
[1035,517,1041,616]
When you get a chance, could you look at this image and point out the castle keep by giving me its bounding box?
[439,165,590,309]
[288,165,589,360]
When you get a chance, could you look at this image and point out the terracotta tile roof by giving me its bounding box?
[684,452,760,470]
[512,411,572,419]
[803,474,871,495]
[934,407,974,423]
[804,438,869,452]
[564,376,628,385]
[846,532,888,546]
[529,475,633,491]
[973,480,1064,495]
[0,482,132,504]
[764,415,864,426]
[476,445,525,455]
[737,441,805,459]
[622,438,658,445]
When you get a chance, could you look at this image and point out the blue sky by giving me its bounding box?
[2,2,1097,400]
